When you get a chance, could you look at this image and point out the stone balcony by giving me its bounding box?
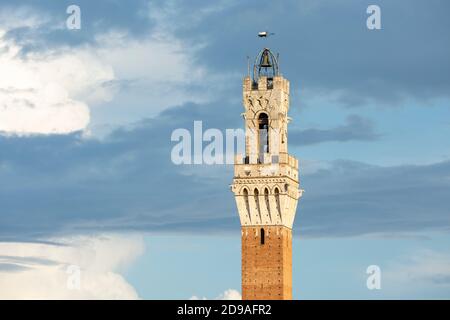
[234,153,299,181]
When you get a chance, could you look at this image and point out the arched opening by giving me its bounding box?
[260,228,265,245]
[254,188,261,219]
[258,113,269,158]
[274,187,281,216]
[243,188,250,218]
[264,188,271,218]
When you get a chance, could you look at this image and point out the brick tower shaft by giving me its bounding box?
[242,226,292,300]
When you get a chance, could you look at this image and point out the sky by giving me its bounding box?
[0,0,449,299]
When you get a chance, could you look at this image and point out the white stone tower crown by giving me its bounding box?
[231,48,302,230]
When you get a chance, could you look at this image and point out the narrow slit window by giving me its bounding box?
[243,188,250,217]
[258,113,269,156]
[260,228,265,245]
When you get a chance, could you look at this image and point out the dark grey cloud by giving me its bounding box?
[146,0,450,107]
[289,115,379,146]
[0,1,449,241]
[3,1,449,106]
[0,263,30,272]
[297,159,450,237]
[0,255,58,267]
[0,100,240,241]
[0,255,58,273]
[0,0,154,55]
[0,99,449,240]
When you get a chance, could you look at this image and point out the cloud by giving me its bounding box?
[0,234,144,299]
[215,289,242,300]
[298,159,450,237]
[190,289,241,300]
[3,0,449,120]
[382,250,450,298]
[0,27,115,135]
[0,97,448,241]
[0,5,52,31]
[290,115,379,146]
[0,2,447,241]
[385,250,450,286]
[150,0,450,107]
[0,4,226,135]
[0,100,240,240]
[91,30,213,119]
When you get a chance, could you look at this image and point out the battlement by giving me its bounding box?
[234,153,298,167]
[243,76,289,94]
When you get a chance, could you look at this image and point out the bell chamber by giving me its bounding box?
[253,48,279,82]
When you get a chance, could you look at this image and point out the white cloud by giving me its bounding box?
[215,289,242,300]
[189,295,207,300]
[0,27,115,135]
[0,6,53,31]
[80,25,236,137]
[0,234,145,299]
[0,4,237,136]
[384,250,450,285]
[92,30,210,116]
[0,24,204,137]
[381,250,450,298]
[190,289,241,300]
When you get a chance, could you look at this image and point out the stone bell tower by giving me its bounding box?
[231,48,302,300]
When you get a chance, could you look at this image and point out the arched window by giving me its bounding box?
[260,228,265,245]
[243,188,250,217]
[258,113,269,156]
[254,188,260,218]
[274,187,281,216]
[264,188,271,216]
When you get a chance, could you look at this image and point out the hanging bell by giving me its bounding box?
[260,51,272,68]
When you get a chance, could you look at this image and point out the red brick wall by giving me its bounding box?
[241,226,292,300]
